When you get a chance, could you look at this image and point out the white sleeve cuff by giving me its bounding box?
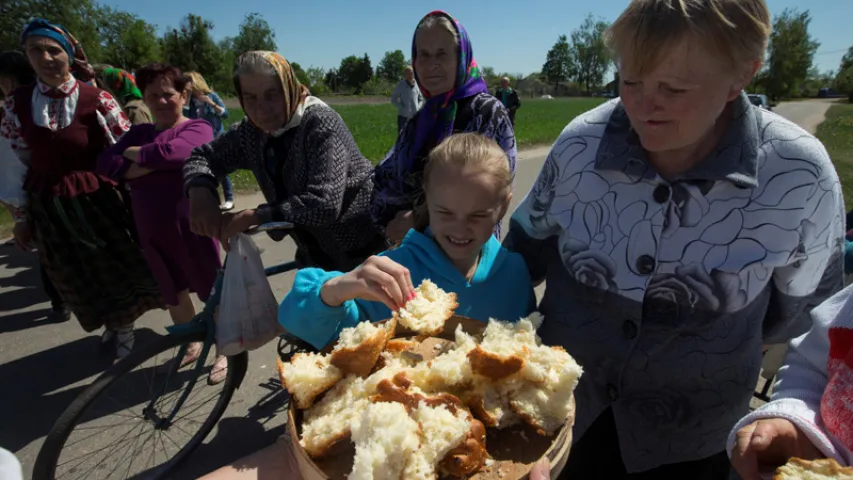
[726,398,841,462]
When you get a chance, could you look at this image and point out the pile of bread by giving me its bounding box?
[775,457,853,480]
[278,280,583,480]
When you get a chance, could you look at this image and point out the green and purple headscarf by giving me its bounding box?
[408,11,488,170]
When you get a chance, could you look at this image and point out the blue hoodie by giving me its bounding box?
[279,228,536,349]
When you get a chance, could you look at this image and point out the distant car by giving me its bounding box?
[592,92,617,98]
[540,94,554,100]
[747,93,772,111]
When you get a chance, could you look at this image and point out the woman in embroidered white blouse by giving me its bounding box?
[506,1,845,479]
[0,19,164,358]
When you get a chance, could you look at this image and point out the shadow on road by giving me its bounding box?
[0,245,53,324]
[0,328,162,453]
[127,376,291,479]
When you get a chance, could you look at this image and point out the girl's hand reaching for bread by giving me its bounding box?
[731,418,822,480]
[321,256,416,311]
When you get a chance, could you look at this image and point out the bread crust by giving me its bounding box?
[774,457,853,480]
[467,345,526,380]
[330,319,396,377]
[280,353,342,409]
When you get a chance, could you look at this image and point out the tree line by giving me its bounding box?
[2,2,851,101]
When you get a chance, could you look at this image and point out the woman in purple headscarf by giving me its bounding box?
[371,11,517,243]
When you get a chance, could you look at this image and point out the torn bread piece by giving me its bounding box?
[300,375,369,458]
[279,352,343,409]
[508,346,581,435]
[349,401,422,480]
[774,458,853,480]
[331,318,396,377]
[369,372,487,480]
[409,326,478,392]
[373,338,420,371]
[402,402,472,480]
[463,378,522,429]
[395,279,458,337]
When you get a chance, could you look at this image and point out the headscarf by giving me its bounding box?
[20,18,94,83]
[406,11,488,171]
[233,51,308,135]
[101,67,142,103]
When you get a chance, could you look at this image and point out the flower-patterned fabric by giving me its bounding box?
[507,93,845,472]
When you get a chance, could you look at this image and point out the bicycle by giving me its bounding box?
[33,222,318,480]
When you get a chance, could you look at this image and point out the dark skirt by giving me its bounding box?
[29,183,165,332]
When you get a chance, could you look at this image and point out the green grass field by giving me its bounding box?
[815,103,853,211]
[224,97,606,191]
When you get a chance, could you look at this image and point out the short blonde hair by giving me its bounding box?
[605,0,771,76]
[186,71,212,94]
[415,133,513,230]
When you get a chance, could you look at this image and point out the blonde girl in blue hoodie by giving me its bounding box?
[278,132,535,350]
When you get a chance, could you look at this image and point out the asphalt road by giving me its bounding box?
[0,99,835,479]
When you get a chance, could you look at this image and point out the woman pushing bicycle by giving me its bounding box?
[183,51,387,272]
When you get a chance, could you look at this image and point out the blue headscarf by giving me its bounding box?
[20,18,95,82]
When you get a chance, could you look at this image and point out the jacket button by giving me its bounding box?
[636,255,656,275]
[653,184,671,203]
[622,320,638,339]
[607,384,619,401]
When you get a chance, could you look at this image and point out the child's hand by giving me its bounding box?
[731,418,822,480]
[321,256,416,311]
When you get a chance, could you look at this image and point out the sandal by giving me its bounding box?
[157,342,202,374]
[207,355,228,385]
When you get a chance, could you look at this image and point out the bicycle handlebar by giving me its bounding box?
[245,221,296,236]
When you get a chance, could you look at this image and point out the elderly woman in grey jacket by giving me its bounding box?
[506,0,844,479]
[184,51,387,272]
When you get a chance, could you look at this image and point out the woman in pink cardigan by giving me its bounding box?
[728,285,853,479]
[97,63,223,381]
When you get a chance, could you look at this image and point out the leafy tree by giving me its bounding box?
[98,7,160,71]
[835,65,853,102]
[835,47,853,101]
[233,13,276,54]
[337,54,373,92]
[305,66,326,89]
[324,68,340,92]
[569,14,610,93]
[290,62,311,88]
[480,66,497,83]
[1,0,105,61]
[162,14,224,88]
[765,9,819,100]
[542,35,573,91]
[376,50,406,82]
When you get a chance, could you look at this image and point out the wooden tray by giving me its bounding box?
[285,316,574,480]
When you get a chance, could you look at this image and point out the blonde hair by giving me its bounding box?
[415,133,513,231]
[186,71,212,94]
[416,13,460,47]
[605,0,771,76]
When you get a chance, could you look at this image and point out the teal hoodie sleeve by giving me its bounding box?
[278,246,417,349]
[278,268,391,350]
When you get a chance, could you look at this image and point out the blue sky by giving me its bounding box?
[105,0,851,76]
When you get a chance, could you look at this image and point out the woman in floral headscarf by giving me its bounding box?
[371,11,517,243]
[184,51,386,272]
[95,66,153,125]
[0,19,163,358]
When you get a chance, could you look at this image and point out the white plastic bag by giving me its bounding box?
[217,233,284,356]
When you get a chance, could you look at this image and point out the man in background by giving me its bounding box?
[495,76,521,127]
[390,66,422,132]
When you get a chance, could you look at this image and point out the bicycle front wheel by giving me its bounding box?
[33,329,248,480]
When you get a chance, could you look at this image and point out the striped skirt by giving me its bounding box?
[29,184,165,332]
